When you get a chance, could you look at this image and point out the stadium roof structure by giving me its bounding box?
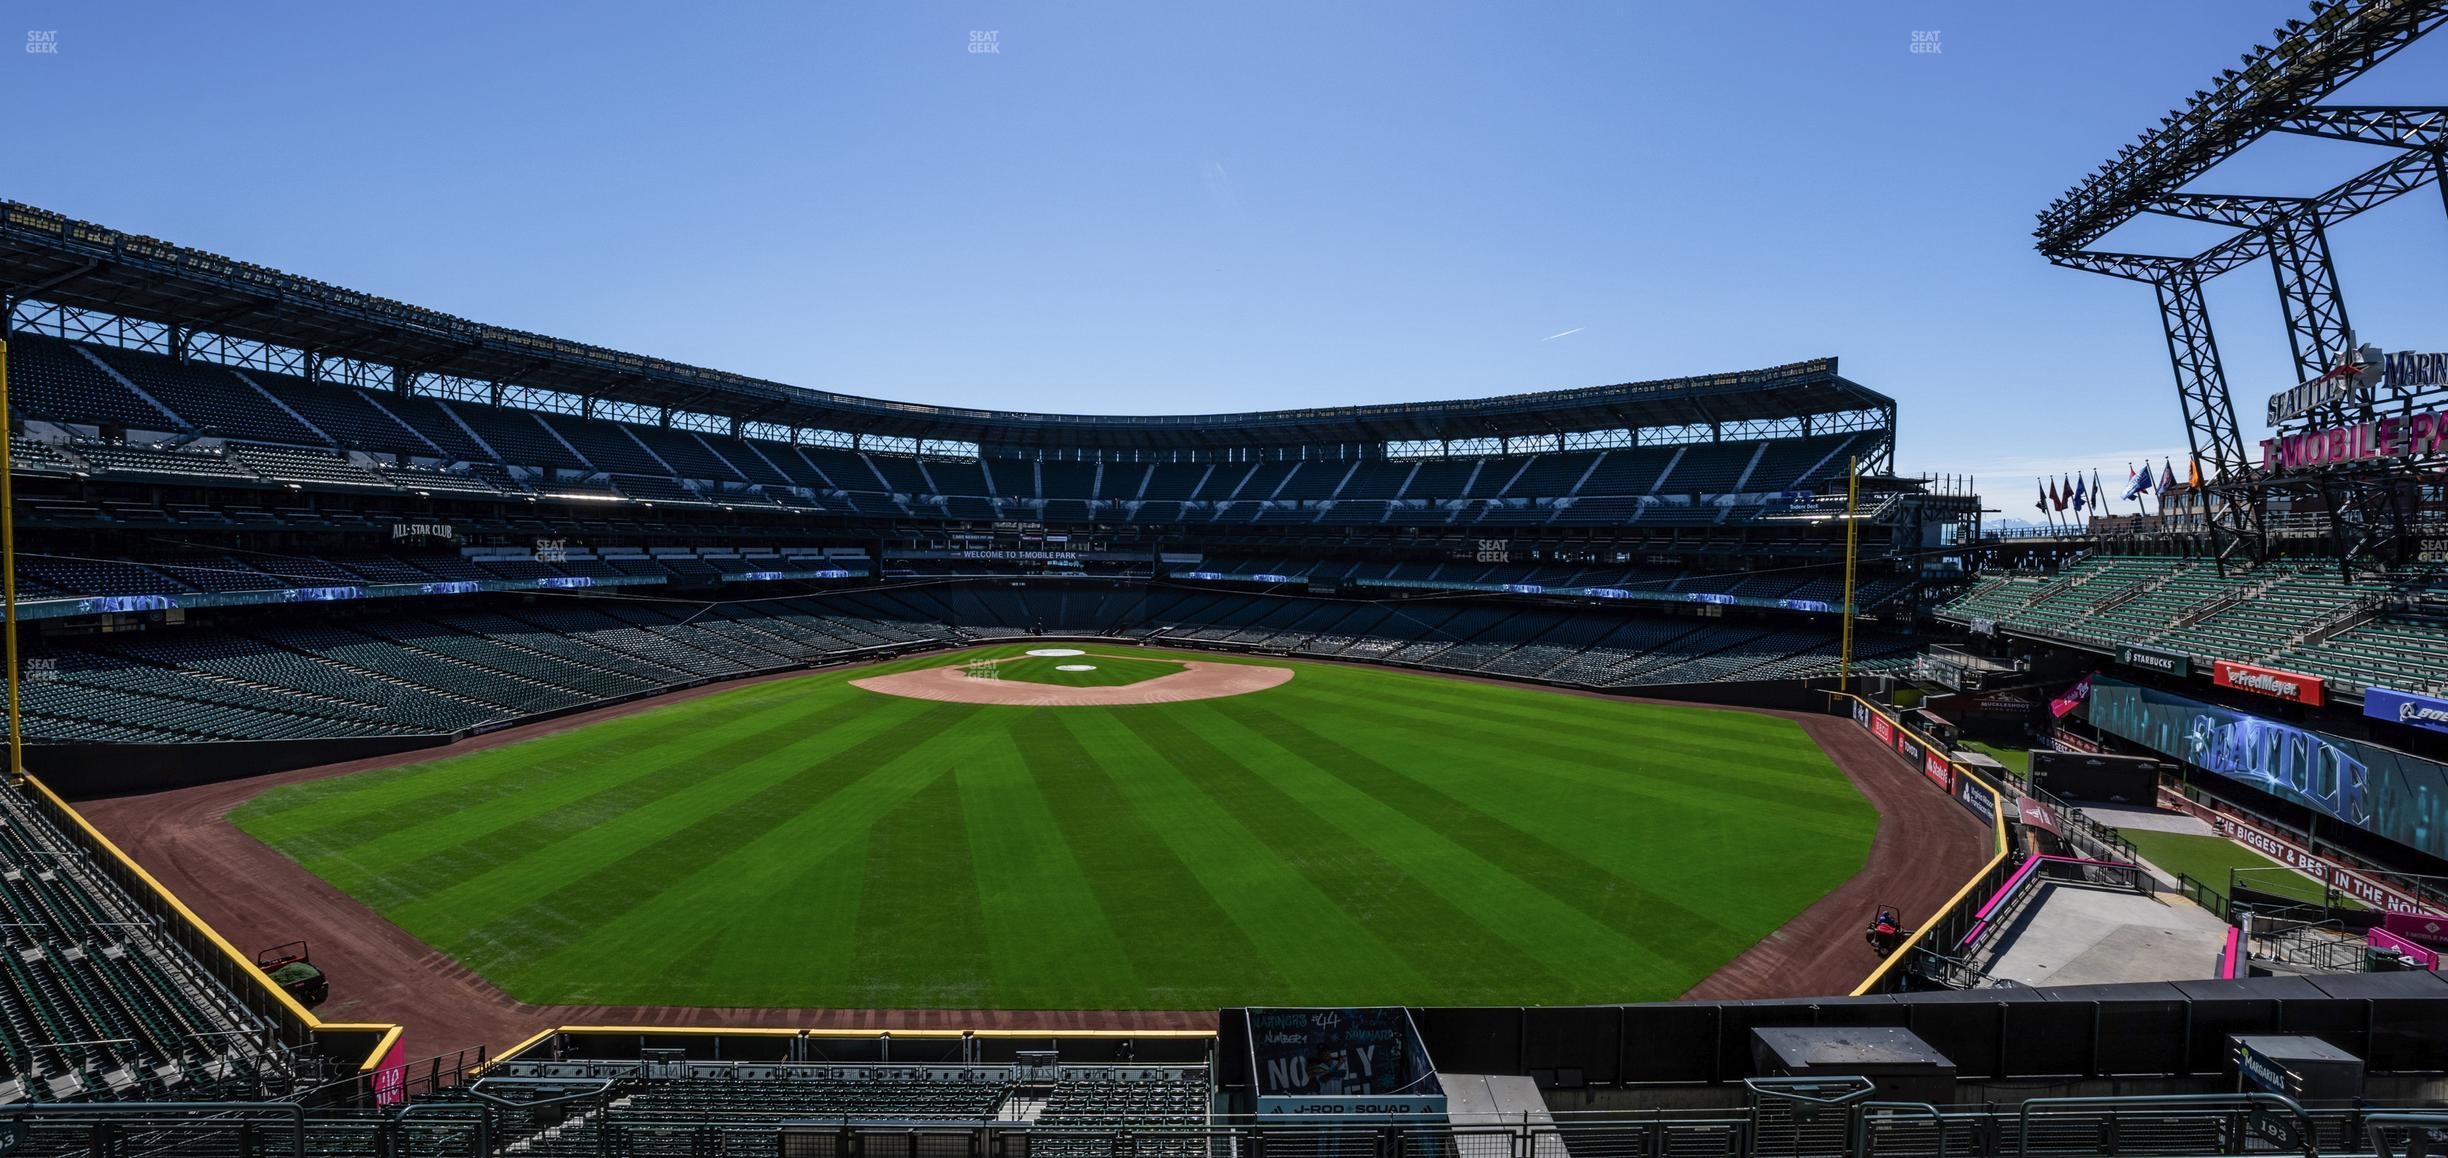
[2033,0,2448,572]
[0,201,1890,452]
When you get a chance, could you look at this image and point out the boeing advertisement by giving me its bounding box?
[2367,687,2448,738]
[2089,677,2448,861]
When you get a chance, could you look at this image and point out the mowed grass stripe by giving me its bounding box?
[1117,706,1570,1001]
[257,697,888,910]
[1287,686,1861,836]
[1263,690,1869,930]
[392,699,963,971]
[233,679,827,843]
[506,715,996,1004]
[1223,700,1752,971]
[1342,673,1852,787]
[848,773,995,1007]
[1311,678,1863,805]
[1053,711,1435,1004]
[1006,713,1296,1005]
[1181,707,1692,997]
[957,730,1145,1008]
[656,834,873,1009]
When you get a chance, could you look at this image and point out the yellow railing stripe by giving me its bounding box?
[541,1025,1215,1041]
[352,1024,405,1074]
[1835,694,2013,996]
[472,1027,562,1076]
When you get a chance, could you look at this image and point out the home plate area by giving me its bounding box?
[851,652,1294,706]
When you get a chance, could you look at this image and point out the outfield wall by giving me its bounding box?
[476,971,2448,1093]
[495,1027,1216,1068]
[1831,693,2014,996]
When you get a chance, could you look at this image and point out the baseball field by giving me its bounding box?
[230,644,1875,1010]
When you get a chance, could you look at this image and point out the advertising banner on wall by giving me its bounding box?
[1894,730,1927,769]
[1247,1008,1444,1120]
[2212,660,2326,706]
[2049,673,2095,719]
[1924,751,1953,789]
[2093,676,2448,862]
[373,1035,409,1107]
[2157,790,2439,914]
[2117,645,2192,678]
[2046,729,2105,755]
[2366,687,2448,737]
[1956,772,1994,821]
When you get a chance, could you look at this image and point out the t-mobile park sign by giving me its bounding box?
[2212,659,2325,707]
[2260,408,2448,473]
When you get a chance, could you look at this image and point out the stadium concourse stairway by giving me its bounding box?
[8,583,1914,750]
[1938,554,2448,695]
[6,332,1863,530]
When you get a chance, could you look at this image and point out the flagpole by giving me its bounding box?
[1840,456,1857,693]
[0,338,18,783]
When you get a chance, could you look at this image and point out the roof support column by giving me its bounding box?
[2152,270,2262,567]
[2265,214,2355,388]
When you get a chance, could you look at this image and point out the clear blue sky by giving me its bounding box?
[6,3,2444,494]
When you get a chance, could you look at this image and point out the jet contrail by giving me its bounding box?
[1541,327,1583,341]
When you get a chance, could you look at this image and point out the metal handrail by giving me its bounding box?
[1852,1100,1951,1158]
[2015,1092,2312,1158]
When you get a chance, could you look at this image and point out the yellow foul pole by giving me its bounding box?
[1839,455,1858,692]
[0,338,17,780]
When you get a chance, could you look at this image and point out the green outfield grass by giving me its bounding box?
[974,653,1184,687]
[232,644,1876,1010]
[1964,741,2029,776]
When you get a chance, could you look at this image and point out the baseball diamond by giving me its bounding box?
[225,645,1877,1010]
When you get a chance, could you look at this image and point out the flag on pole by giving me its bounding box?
[2051,477,2067,511]
[2124,462,2153,501]
[2187,457,2203,490]
[2093,468,2106,509]
[2034,478,2048,516]
[2072,474,2087,512]
[2159,458,2176,497]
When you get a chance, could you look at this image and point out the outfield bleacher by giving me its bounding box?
[1939,554,2442,695]
[4,582,1910,746]
[0,788,298,1103]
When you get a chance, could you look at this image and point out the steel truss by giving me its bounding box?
[2151,271,2265,565]
[2036,0,2448,572]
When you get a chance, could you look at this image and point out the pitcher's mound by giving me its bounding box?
[854,657,1293,706]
